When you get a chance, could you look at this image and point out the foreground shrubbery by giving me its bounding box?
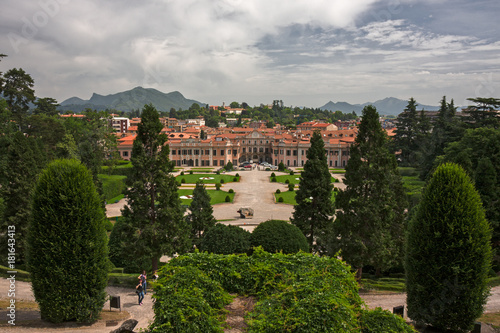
[148,249,416,332]
[250,220,309,254]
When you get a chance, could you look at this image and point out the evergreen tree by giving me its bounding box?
[291,130,334,252]
[187,181,217,247]
[121,104,189,271]
[0,131,47,265]
[33,97,60,116]
[330,105,407,279]
[420,96,463,180]
[393,98,419,166]
[28,159,108,323]
[1,68,35,130]
[465,97,500,129]
[406,163,492,332]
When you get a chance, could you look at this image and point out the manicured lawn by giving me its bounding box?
[98,174,127,201]
[329,168,346,173]
[271,175,338,184]
[176,174,240,184]
[178,189,235,205]
[275,190,337,205]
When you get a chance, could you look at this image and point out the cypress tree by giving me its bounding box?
[331,105,407,279]
[291,130,333,253]
[406,163,492,332]
[393,98,419,166]
[187,180,217,247]
[120,104,189,272]
[28,159,108,323]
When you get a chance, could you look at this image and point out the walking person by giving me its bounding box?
[136,278,144,305]
[140,270,147,294]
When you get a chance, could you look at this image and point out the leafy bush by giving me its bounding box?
[271,172,276,178]
[235,173,240,177]
[181,178,186,183]
[189,170,193,175]
[225,162,233,171]
[100,175,127,201]
[250,220,309,254]
[199,224,251,255]
[278,197,284,203]
[225,195,231,202]
[265,168,270,171]
[215,182,221,191]
[271,177,277,182]
[228,189,234,193]
[276,189,281,194]
[180,171,184,175]
[216,170,220,175]
[28,159,109,323]
[278,162,286,171]
[220,179,225,184]
[290,170,294,175]
[104,218,114,232]
[360,308,416,333]
[148,266,232,332]
[233,177,238,182]
[288,183,295,191]
[285,179,290,184]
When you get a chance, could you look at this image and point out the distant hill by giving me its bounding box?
[320,97,440,116]
[59,86,205,113]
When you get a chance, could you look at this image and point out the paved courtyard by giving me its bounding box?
[105,165,346,232]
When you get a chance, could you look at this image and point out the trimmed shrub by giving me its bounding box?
[250,220,309,254]
[271,177,277,182]
[360,308,417,333]
[189,170,193,175]
[28,159,109,323]
[216,170,220,175]
[215,182,221,191]
[265,168,270,171]
[225,195,231,202]
[180,171,184,175]
[285,179,290,184]
[278,197,284,203]
[225,162,233,171]
[233,177,238,182]
[181,178,186,184]
[288,183,295,191]
[276,189,281,194]
[200,224,251,255]
[406,163,492,332]
[220,179,225,184]
[271,172,276,178]
[278,162,286,171]
[235,173,240,177]
[228,189,234,193]
[290,170,294,175]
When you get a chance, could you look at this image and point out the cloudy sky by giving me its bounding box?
[1,0,499,107]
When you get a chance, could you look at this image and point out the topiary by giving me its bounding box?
[189,170,193,174]
[235,173,240,178]
[250,220,309,254]
[288,183,295,191]
[215,182,221,191]
[28,159,109,323]
[180,171,184,175]
[200,224,251,254]
[276,189,281,194]
[228,189,234,193]
[271,172,276,178]
[285,179,290,184]
[271,177,277,182]
[290,170,294,175]
[225,195,231,202]
[220,179,225,184]
[233,177,238,182]
[181,178,186,184]
[216,170,220,175]
[359,308,417,333]
[278,197,284,203]
[406,163,492,332]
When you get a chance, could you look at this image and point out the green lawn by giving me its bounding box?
[176,174,239,184]
[275,190,337,205]
[189,168,214,172]
[178,189,235,205]
[271,175,337,184]
[98,174,127,201]
[329,168,346,173]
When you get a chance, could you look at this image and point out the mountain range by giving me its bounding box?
[319,97,440,116]
[59,86,205,113]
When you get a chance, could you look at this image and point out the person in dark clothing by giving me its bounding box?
[136,278,144,305]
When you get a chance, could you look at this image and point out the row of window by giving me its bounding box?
[170,148,349,156]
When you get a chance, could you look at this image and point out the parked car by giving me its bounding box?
[244,164,252,169]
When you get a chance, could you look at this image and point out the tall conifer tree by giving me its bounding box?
[187,180,217,247]
[291,130,333,252]
[331,105,407,279]
[120,104,189,271]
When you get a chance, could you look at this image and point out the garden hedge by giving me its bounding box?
[250,220,309,254]
[199,224,251,255]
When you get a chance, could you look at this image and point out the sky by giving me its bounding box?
[1,0,499,108]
